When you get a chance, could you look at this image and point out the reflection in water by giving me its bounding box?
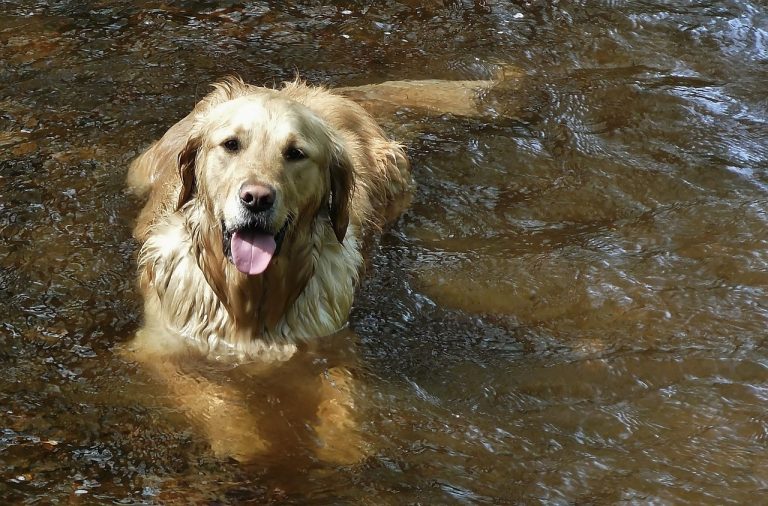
[1,0,767,502]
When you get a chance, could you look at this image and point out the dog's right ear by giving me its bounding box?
[176,135,201,210]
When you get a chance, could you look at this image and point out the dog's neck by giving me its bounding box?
[189,225,296,331]
[192,213,348,342]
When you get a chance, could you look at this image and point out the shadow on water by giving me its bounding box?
[1,0,767,502]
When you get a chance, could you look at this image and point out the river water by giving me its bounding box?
[1,0,767,503]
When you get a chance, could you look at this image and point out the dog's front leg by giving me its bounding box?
[313,365,367,465]
[126,328,268,462]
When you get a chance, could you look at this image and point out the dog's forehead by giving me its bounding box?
[208,95,317,138]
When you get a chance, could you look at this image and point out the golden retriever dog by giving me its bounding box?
[126,77,411,463]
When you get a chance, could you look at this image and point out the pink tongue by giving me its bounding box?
[231,230,277,275]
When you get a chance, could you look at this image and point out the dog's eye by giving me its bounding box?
[283,146,306,161]
[223,139,240,152]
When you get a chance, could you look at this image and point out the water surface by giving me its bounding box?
[1,0,767,503]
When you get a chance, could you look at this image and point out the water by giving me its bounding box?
[1,0,767,503]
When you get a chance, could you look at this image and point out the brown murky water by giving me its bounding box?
[2,0,767,503]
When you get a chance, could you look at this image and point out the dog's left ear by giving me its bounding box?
[176,134,201,210]
[329,141,355,243]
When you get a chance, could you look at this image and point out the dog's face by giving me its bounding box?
[177,94,353,276]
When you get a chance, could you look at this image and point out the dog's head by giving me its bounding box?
[176,94,354,276]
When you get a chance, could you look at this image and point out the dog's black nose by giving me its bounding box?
[239,183,275,213]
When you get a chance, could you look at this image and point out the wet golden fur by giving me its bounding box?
[128,77,410,360]
[126,77,410,462]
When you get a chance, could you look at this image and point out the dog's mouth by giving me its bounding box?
[222,219,290,276]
